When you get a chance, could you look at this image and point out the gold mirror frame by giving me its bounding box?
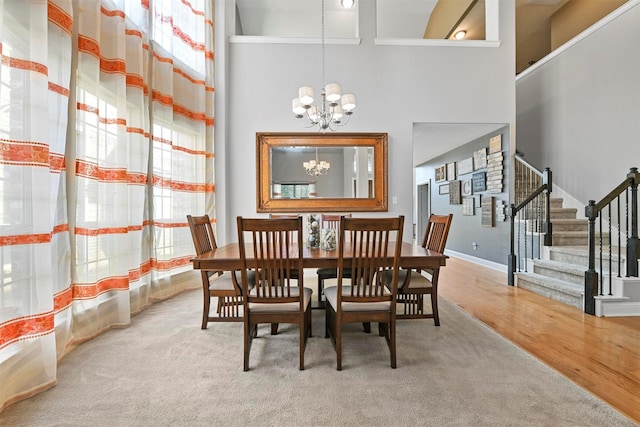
[257,132,388,213]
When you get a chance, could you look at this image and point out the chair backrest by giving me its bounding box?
[237,216,304,303]
[187,214,217,256]
[321,213,352,241]
[338,216,404,302]
[187,214,224,284]
[420,214,453,253]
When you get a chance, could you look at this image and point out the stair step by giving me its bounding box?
[531,259,584,285]
[515,271,583,310]
[550,207,578,219]
[552,218,588,232]
[550,198,564,209]
[549,246,589,265]
[553,231,610,246]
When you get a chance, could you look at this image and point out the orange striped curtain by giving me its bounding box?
[0,0,73,410]
[0,0,214,412]
[148,0,214,298]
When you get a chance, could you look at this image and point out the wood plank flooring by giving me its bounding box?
[438,256,640,424]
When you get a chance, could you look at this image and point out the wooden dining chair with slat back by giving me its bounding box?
[316,213,352,306]
[269,214,301,280]
[187,214,244,329]
[324,215,404,370]
[237,216,313,371]
[395,213,452,326]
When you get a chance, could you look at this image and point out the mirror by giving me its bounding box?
[257,132,388,213]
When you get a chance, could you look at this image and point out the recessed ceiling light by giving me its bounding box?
[454,30,467,40]
[341,0,355,9]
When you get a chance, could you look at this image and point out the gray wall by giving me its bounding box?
[415,128,510,264]
[214,0,516,245]
[516,2,640,206]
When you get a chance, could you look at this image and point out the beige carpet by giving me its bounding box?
[1,288,636,426]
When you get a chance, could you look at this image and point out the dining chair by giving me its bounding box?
[187,214,244,329]
[237,216,313,371]
[269,214,301,280]
[316,213,352,306]
[324,215,404,370]
[394,213,453,326]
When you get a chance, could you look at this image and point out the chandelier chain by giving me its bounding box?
[291,0,356,132]
[321,0,325,87]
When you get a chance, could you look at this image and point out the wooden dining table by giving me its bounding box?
[190,241,448,272]
[191,241,447,309]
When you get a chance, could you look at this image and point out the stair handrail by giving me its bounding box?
[508,165,553,285]
[584,167,639,315]
[515,155,543,178]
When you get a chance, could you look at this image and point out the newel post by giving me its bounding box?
[584,200,598,315]
[543,168,553,246]
[508,203,517,286]
[627,167,639,277]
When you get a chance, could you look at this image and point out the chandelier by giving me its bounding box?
[303,147,330,176]
[291,0,356,131]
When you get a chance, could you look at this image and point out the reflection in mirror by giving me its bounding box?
[270,146,374,199]
[256,132,388,213]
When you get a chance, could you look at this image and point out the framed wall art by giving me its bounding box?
[449,180,462,205]
[462,179,473,197]
[481,196,495,227]
[472,171,487,192]
[439,183,450,195]
[489,134,502,154]
[462,197,475,216]
[457,157,473,175]
[473,147,487,169]
[446,162,456,181]
[435,165,446,182]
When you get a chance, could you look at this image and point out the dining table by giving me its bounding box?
[191,241,448,308]
[191,241,446,270]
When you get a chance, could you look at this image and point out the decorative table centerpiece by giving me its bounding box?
[307,214,320,249]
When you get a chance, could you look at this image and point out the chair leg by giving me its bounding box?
[431,292,440,326]
[390,316,396,369]
[363,322,371,333]
[271,323,279,335]
[325,305,330,339]
[299,316,306,371]
[336,322,342,371]
[243,320,253,371]
[317,277,324,305]
[202,292,211,330]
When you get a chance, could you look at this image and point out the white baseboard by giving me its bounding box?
[595,296,640,317]
[445,249,508,273]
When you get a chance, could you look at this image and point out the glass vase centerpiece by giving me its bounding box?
[307,214,320,249]
[321,228,337,251]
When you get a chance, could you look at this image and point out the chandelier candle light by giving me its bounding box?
[292,0,356,131]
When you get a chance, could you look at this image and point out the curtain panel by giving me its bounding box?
[0,0,214,412]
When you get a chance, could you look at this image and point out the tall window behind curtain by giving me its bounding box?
[0,0,73,409]
[149,0,213,298]
[72,0,151,341]
[0,0,214,412]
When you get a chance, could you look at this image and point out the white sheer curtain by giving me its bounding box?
[0,0,214,412]
[148,0,214,299]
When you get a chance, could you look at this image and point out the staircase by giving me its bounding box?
[514,197,640,316]
[514,198,589,310]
